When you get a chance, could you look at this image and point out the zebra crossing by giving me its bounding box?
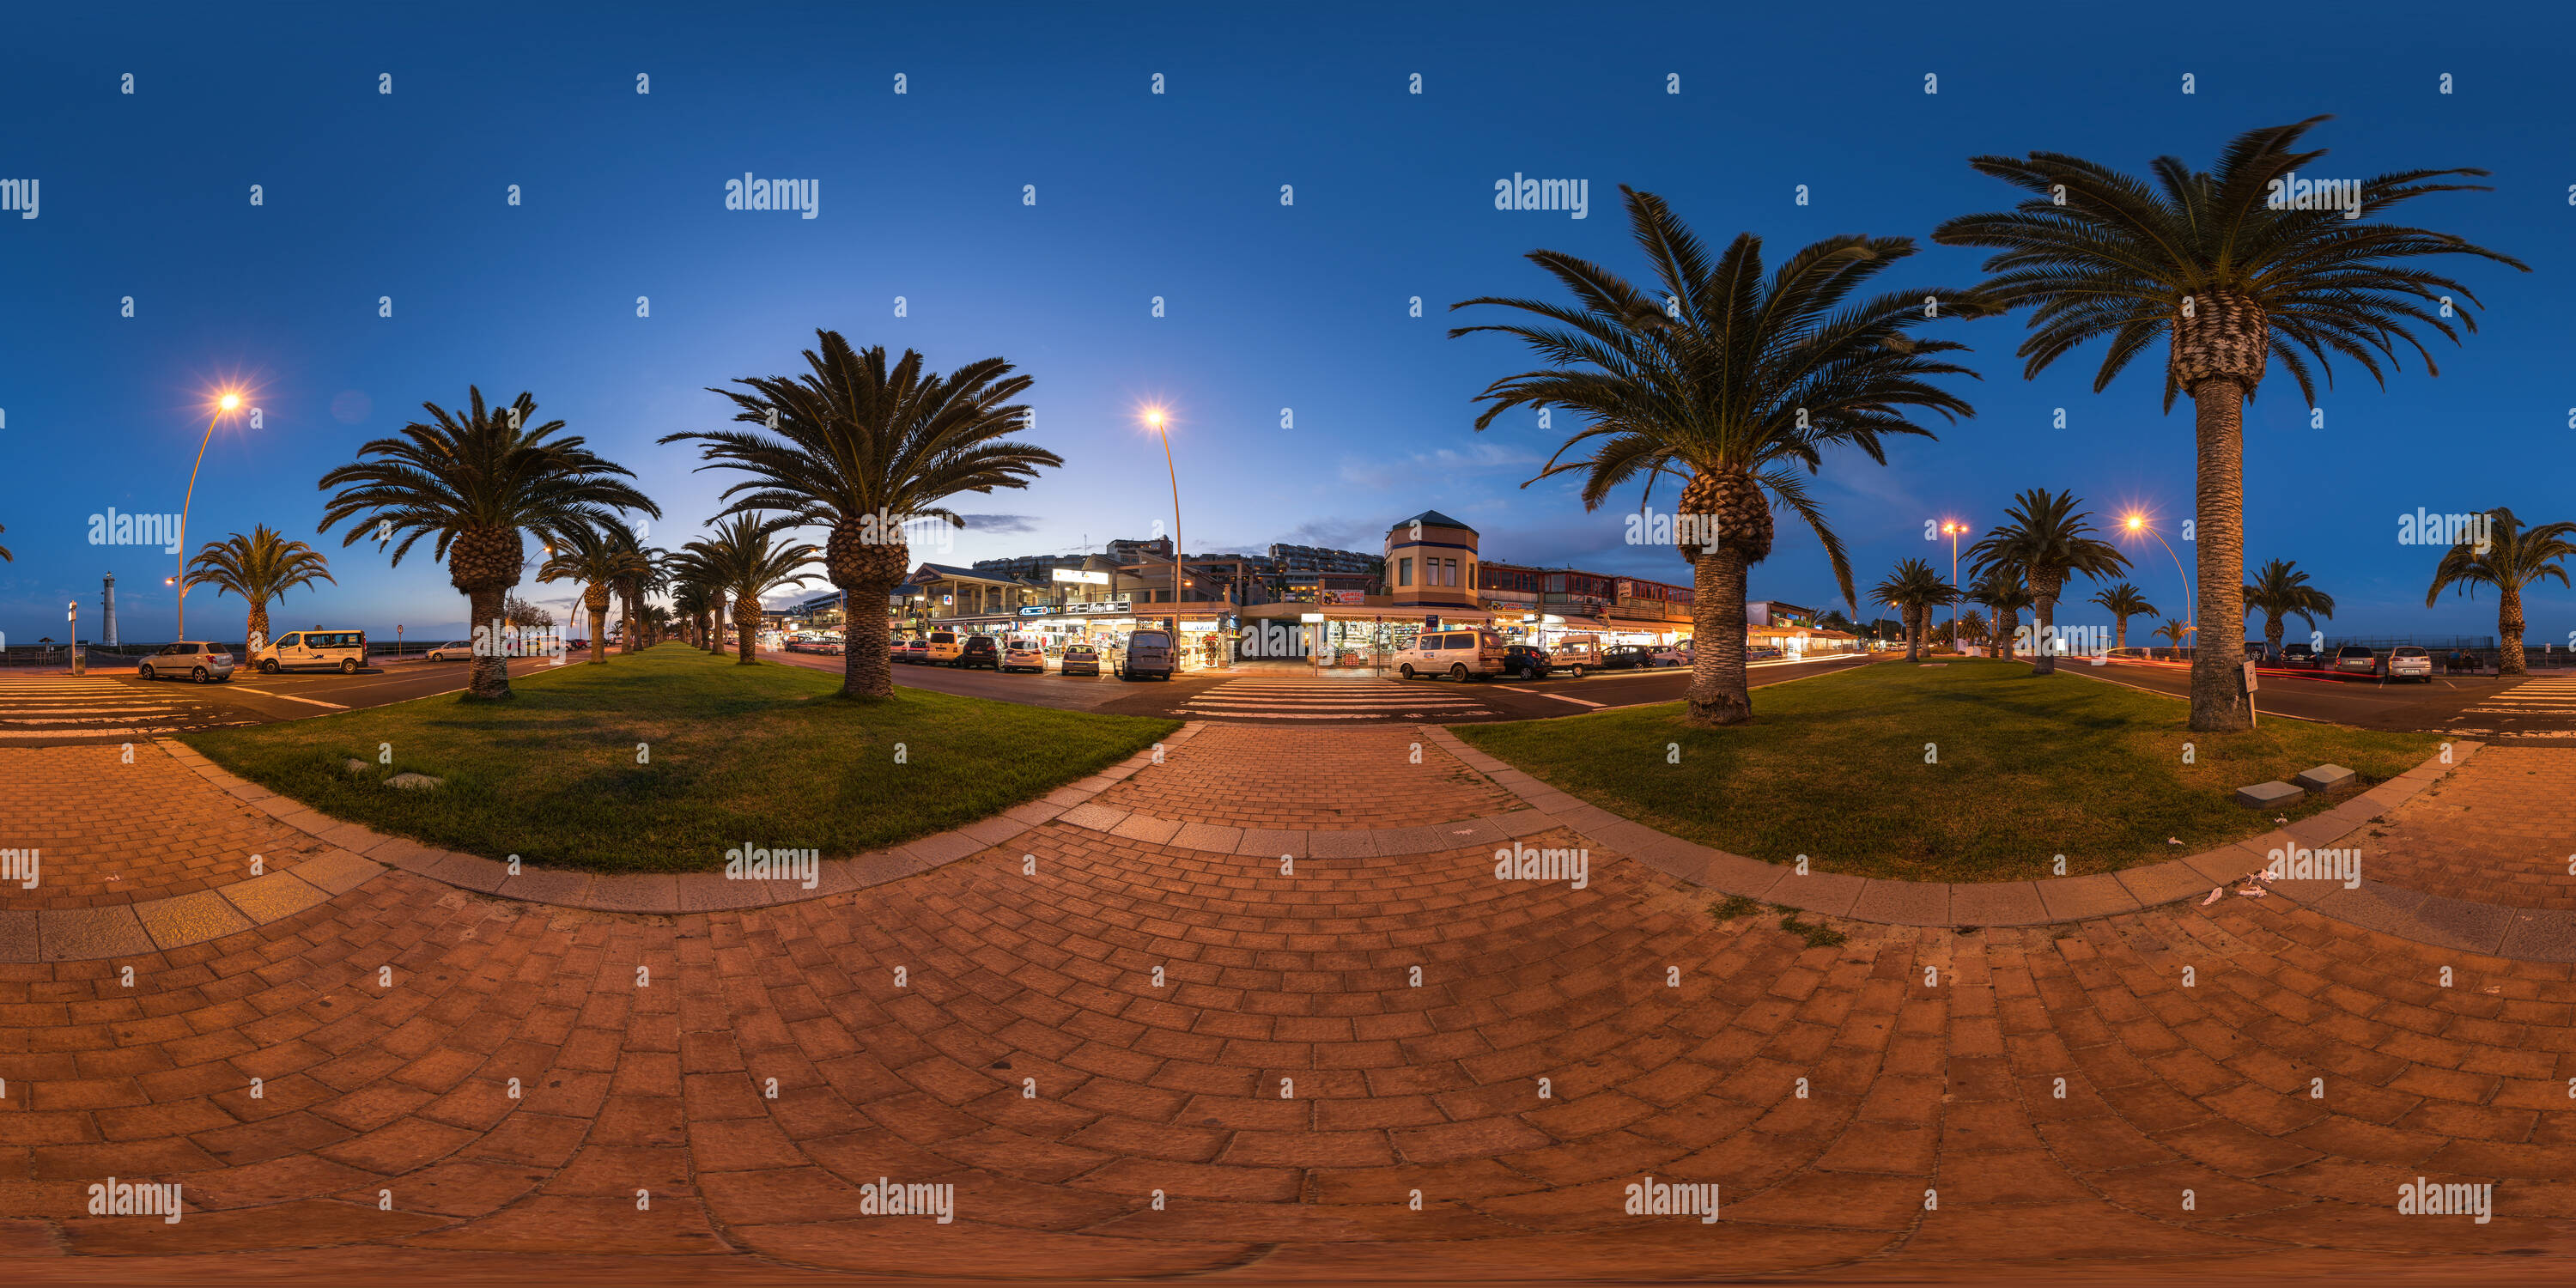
[2450,675,2576,740]
[1177,676,1499,722]
[0,677,246,744]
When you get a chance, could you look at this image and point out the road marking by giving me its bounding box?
[1492,686,1604,707]
[246,691,349,709]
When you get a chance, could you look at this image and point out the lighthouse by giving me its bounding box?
[102,573,119,647]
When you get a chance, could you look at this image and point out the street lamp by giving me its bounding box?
[174,387,251,641]
[2122,513,2194,656]
[1941,519,1965,649]
[1144,407,1182,644]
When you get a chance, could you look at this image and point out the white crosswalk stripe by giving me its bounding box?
[0,677,241,742]
[2448,677,2576,739]
[1177,677,1497,721]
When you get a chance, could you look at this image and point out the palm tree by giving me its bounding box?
[602,526,662,654]
[182,525,335,653]
[2426,507,2575,676]
[2090,582,2158,654]
[2242,558,2336,662]
[1966,566,2034,660]
[317,387,659,700]
[661,331,1056,697]
[1871,559,1959,663]
[1935,117,2525,727]
[2153,617,2193,660]
[1451,186,1983,726]
[1966,489,2129,676]
[665,548,726,654]
[669,583,709,649]
[536,525,631,665]
[681,514,820,665]
[1953,608,1989,648]
[0,520,11,562]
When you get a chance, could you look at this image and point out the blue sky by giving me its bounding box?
[4,1,2572,648]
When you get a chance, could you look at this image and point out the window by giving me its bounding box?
[1445,559,1460,586]
[1398,557,1412,587]
[276,634,301,648]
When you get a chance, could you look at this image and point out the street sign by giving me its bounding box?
[2242,660,2259,692]
[1425,615,1440,629]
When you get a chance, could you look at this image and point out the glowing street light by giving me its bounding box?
[174,386,252,641]
[2121,512,2194,649]
[1940,519,1966,647]
[1141,406,1183,645]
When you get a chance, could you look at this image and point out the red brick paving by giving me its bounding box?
[2349,749,2576,910]
[1092,725,1526,830]
[0,747,331,909]
[3,732,2574,1283]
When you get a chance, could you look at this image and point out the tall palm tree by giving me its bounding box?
[665,548,726,654]
[536,524,630,665]
[2426,507,2575,676]
[661,331,1056,697]
[1966,566,2033,660]
[603,526,662,654]
[681,514,820,665]
[317,388,659,700]
[183,525,335,653]
[669,583,709,649]
[1953,608,1989,648]
[2241,558,2336,662]
[1935,117,2524,727]
[1871,558,1959,663]
[2090,582,2158,654]
[2154,617,2193,660]
[1965,489,2129,676]
[1451,186,1983,726]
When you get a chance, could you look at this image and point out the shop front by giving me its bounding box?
[1241,604,1495,671]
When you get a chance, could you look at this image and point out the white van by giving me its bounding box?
[924,630,963,666]
[253,629,370,674]
[1395,629,1508,681]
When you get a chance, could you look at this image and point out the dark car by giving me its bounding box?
[1600,644,1657,671]
[1500,644,1552,680]
[2279,643,2319,668]
[958,636,1000,670]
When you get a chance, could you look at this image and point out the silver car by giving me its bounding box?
[2331,645,2379,677]
[2385,646,2433,683]
[137,641,235,683]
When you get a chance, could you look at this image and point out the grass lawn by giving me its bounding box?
[183,644,1179,873]
[1455,659,2441,883]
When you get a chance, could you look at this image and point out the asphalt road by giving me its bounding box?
[0,654,575,745]
[2066,656,2576,741]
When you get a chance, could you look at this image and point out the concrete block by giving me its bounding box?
[2292,764,2357,793]
[2234,781,2303,809]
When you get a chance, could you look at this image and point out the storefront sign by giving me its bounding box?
[1015,598,1133,617]
[1051,568,1110,586]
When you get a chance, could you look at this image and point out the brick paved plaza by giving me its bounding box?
[3,728,2573,1284]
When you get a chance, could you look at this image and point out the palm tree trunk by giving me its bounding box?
[708,601,725,654]
[2264,614,2284,661]
[619,585,638,654]
[2500,585,2527,675]
[1683,548,1751,726]
[841,578,896,699]
[735,591,757,665]
[2189,380,2252,731]
[465,585,513,701]
[246,605,270,656]
[2031,592,2059,676]
[1904,606,1921,663]
[2114,617,2128,653]
[589,607,608,664]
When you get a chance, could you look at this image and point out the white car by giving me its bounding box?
[999,638,1048,673]
[923,630,963,665]
[423,641,475,661]
[252,629,369,674]
[1394,629,1508,681]
[1648,645,1686,667]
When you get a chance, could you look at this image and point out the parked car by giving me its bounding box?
[251,629,368,674]
[1747,645,1785,661]
[2331,645,2379,677]
[1600,644,1658,671]
[1647,645,1686,667]
[924,631,963,665]
[1000,637,1048,673]
[1117,629,1176,681]
[1550,638,1602,677]
[137,641,235,683]
[422,641,475,661]
[1499,644,1552,680]
[2385,646,2433,683]
[2279,642,2319,668]
[1060,644,1102,677]
[787,636,843,655]
[1394,629,1507,680]
[958,636,1000,670]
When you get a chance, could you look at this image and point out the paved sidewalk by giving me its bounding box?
[3,725,2573,1282]
[2353,748,2576,910]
